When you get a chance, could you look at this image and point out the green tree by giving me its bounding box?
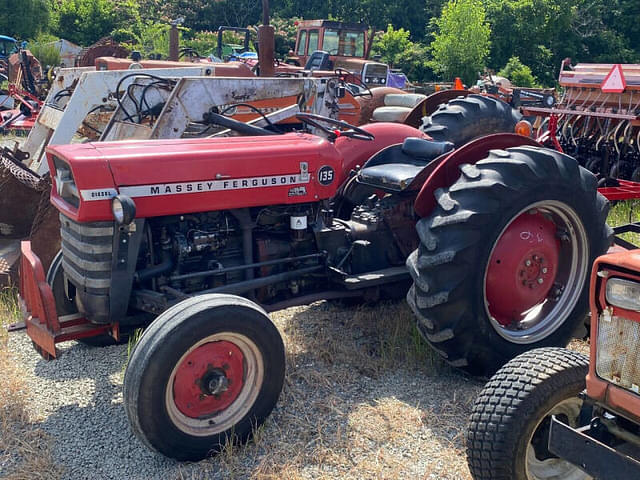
[498,56,538,87]
[372,25,432,82]
[50,0,118,45]
[483,0,577,86]
[0,0,50,40]
[372,26,412,68]
[428,0,491,84]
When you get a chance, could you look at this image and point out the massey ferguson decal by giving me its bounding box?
[104,174,311,199]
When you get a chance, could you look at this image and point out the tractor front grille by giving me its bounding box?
[59,213,114,294]
[596,313,640,395]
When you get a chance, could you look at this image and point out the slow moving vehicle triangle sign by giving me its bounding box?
[601,64,626,93]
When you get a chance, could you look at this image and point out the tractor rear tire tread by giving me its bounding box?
[407,146,610,376]
[420,94,522,146]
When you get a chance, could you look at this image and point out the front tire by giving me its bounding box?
[407,146,611,375]
[123,294,285,461]
[467,348,590,480]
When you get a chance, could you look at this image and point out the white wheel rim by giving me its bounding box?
[165,332,264,437]
[525,397,591,480]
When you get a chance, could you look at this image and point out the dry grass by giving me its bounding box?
[0,288,63,479]
[172,301,476,480]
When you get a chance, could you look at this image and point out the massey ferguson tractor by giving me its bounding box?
[18,93,612,461]
[467,245,640,480]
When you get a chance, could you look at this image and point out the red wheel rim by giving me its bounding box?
[173,340,245,418]
[486,211,560,327]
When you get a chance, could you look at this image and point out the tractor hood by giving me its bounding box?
[46,133,343,222]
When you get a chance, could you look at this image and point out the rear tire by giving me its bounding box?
[124,294,285,461]
[406,146,611,375]
[466,348,589,480]
[420,94,522,147]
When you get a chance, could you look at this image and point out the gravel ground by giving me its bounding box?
[5,301,484,480]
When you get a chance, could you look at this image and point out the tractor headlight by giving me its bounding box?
[112,195,136,225]
[606,278,640,311]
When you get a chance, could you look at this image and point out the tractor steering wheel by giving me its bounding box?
[334,68,373,98]
[296,113,375,141]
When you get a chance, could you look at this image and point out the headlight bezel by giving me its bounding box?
[111,194,136,225]
[605,277,640,312]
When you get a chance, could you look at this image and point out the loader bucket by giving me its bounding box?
[0,149,59,284]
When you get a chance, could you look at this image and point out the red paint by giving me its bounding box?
[47,124,424,223]
[334,122,428,184]
[173,340,245,418]
[19,241,115,359]
[601,64,626,93]
[485,213,560,326]
[598,180,640,201]
[413,134,541,218]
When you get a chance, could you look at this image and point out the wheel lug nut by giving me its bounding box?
[525,260,532,267]
[537,278,544,284]
[542,267,548,274]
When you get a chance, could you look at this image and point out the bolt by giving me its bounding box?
[229,351,233,356]
[525,260,532,267]
[542,267,548,274]
[537,278,544,284]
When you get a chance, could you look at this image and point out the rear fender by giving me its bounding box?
[413,133,541,218]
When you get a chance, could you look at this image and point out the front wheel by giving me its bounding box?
[123,294,285,461]
[407,146,611,375]
[467,348,590,480]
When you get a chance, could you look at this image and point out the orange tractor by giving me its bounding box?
[468,241,640,480]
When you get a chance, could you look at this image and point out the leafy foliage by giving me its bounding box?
[50,0,118,45]
[372,26,431,82]
[28,34,62,68]
[0,0,634,85]
[429,0,491,84]
[498,56,538,87]
[0,0,50,40]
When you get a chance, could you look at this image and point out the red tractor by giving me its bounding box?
[18,94,611,460]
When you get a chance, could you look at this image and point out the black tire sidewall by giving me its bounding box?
[469,184,603,360]
[128,302,285,461]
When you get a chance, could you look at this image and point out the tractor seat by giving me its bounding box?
[304,50,331,71]
[358,137,454,192]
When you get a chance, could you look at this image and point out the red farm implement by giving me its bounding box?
[522,62,640,201]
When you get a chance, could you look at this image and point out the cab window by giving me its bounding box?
[344,31,365,57]
[322,29,365,57]
[308,30,319,53]
[323,30,339,54]
[297,30,307,56]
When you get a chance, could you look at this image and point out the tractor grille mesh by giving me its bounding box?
[59,213,114,293]
[596,313,640,395]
